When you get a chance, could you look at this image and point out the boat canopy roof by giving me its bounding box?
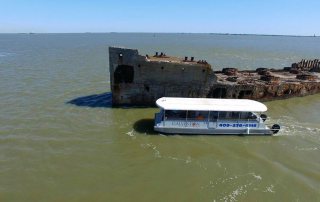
[156,97,267,112]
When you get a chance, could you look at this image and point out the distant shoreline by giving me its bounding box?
[0,32,317,38]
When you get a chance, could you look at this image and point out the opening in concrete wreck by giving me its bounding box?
[283,89,292,95]
[114,65,134,84]
[208,88,227,98]
[238,90,253,98]
[144,84,150,92]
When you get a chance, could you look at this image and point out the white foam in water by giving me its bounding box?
[204,172,264,201]
[269,116,320,138]
[126,129,134,137]
[226,185,247,202]
[295,147,318,151]
[140,142,199,167]
[140,143,161,158]
[252,174,262,180]
[220,182,254,202]
[185,156,192,164]
[264,184,275,193]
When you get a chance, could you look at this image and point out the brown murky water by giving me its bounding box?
[0,33,319,201]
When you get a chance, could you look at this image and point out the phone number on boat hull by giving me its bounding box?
[219,123,257,128]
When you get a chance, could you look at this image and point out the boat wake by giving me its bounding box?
[269,116,320,152]
[202,172,277,202]
[271,116,320,138]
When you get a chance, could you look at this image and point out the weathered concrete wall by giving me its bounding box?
[109,47,320,106]
[208,81,320,101]
[109,47,215,105]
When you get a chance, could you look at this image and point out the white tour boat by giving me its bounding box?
[154,97,280,135]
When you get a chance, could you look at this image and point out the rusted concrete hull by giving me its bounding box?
[209,80,320,102]
[109,47,320,106]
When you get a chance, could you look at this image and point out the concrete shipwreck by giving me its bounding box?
[109,47,320,106]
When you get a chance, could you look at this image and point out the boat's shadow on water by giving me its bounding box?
[67,92,112,108]
[133,119,159,135]
[67,92,153,109]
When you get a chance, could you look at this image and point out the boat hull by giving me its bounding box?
[154,126,273,135]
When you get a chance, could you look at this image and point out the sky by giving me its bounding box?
[1,0,319,35]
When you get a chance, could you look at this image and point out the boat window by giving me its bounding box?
[240,112,249,119]
[196,111,208,120]
[186,111,208,120]
[217,112,238,119]
[165,110,187,120]
[187,111,195,119]
[248,112,257,119]
[231,112,240,119]
[219,111,228,119]
[209,111,219,121]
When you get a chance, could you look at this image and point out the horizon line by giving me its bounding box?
[0,31,318,37]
